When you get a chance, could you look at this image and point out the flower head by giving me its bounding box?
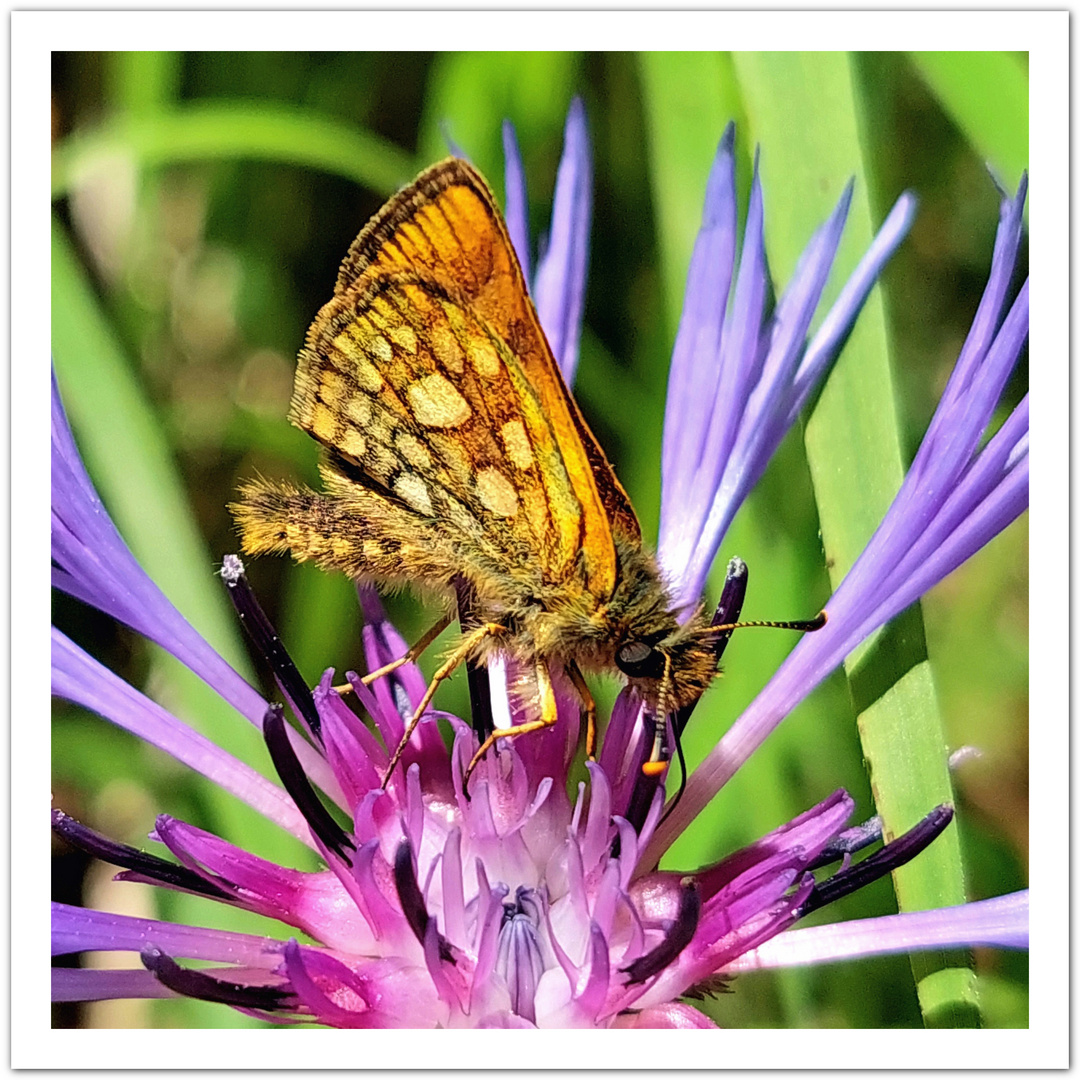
[52,104,1027,1029]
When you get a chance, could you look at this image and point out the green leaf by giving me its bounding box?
[733,51,978,1026]
[106,50,183,117]
[52,102,415,201]
[908,52,1028,189]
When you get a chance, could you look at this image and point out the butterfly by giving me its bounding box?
[233,158,752,788]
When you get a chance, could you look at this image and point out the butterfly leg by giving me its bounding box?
[359,611,453,686]
[332,612,453,695]
[383,621,505,786]
[564,660,598,760]
[463,656,559,790]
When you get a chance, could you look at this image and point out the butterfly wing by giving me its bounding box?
[290,158,638,600]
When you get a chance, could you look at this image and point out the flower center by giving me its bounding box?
[496,887,546,1024]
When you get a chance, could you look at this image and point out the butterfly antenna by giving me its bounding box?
[706,611,828,636]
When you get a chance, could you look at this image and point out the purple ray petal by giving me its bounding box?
[724,890,1029,971]
[51,371,268,727]
[502,120,530,282]
[660,124,738,526]
[662,177,917,609]
[52,967,177,1002]
[52,902,284,964]
[533,97,592,384]
[52,628,313,844]
[789,191,919,422]
[647,179,1028,862]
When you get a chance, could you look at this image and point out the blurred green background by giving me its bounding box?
[51,51,1027,1029]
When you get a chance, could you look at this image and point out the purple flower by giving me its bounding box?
[52,104,1027,1029]
[646,171,1029,859]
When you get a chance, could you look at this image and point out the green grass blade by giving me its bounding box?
[733,51,978,1026]
[52,102,416,201]
[418,52,581,187]
[640,52,878,1027]
[638,52,747,328]
[106,50,182,116]
[908,52,1028,189]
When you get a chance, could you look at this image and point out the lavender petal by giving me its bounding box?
[723,890,1029,971]
[533,96,592,383]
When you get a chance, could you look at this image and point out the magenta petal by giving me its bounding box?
[282,940,373,1028]
[477,1011,536,1028]
[574,921,610,1019]
[696,789,854,901]
[612,1001,717,1028]
[314,671,382,803]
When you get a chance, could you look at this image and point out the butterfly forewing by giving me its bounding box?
[292,159,636,599]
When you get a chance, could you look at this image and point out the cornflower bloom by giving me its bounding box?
[51,102,1027,1030]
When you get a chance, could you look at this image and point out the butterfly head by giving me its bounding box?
[612,611,720,717]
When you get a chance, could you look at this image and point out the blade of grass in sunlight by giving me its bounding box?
[640,51,877,1027]
[734,50,979,1027]
[908,52,1028,190]
[52,102,416,201]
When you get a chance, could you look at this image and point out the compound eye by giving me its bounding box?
[615,640,666,680]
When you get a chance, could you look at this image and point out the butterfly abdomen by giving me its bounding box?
[232,477,457,588]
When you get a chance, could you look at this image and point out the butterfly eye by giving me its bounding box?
[615,640,666,680]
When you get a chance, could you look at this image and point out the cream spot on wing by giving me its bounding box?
[345,395,373,427]
[339,428,367,459]
[500,419,534,470]
[432,323,465,373]
[468,337,501,379]
[389,326,418,354]
[333,332,383,391]
[370,335,394,366]
[319,371,348,408]
[408,374,471,428]
[310,402,339,443]
[476,467,519,518]
[355,357,383,392]
[393,472,433,515]
[395,431,433,470]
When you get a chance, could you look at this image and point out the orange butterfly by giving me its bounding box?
[234,159,725,786]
